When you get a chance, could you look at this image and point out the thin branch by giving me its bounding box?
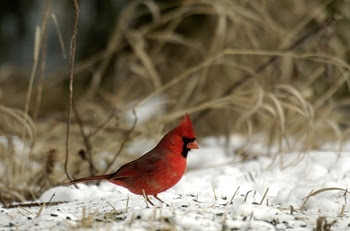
[64,0,79,181]
[33,0,51,120]
[51,13,67,59]
[103,110,137,174]
[72,99,97,175]
[22,26,40,148]
[5,201,68,209]
[87,108,117,138]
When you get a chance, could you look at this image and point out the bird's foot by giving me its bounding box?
[142,190,155,207]
[142,190,169,207]
[145,196,155,206]
[154,195,169,207]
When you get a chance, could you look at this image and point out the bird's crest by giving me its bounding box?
[177,113,196,139]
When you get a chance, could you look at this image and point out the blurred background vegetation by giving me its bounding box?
[1,0,350,204]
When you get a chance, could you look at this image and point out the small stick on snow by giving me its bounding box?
[212,185,217,201]
[290,205,294,215]
[46,193,56,208]
[244,190,252,203]
[6,201,68,208]
[16,208,27,216]
[226,186,240,206]
[18,207,33,215]
[343,188,348,204]
[339,204,346,217]
[126,195,129,213]
[248,172,255,182]
[301,189,314,210]
[35,203,46,218]
[249,212,254,221]
[106,201,118,213]
[259,188,269,205]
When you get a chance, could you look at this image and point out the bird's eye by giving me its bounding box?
[182,137,195,144]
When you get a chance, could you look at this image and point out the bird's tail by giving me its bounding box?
[62,174,111,186]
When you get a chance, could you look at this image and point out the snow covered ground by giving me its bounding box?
[2,136,350,230]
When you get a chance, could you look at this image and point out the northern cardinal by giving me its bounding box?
[64,114,199,205]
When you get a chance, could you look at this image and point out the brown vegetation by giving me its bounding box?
[0,0,350,204]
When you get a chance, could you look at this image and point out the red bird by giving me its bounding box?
[64,114,199,205]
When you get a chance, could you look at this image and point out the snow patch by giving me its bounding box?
[2,136,350,230]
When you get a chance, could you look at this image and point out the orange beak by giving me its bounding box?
[186,140,199,149]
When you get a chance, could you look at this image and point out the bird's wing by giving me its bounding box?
[108,149,165,179]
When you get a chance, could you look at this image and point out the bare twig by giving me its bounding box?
[302,187,350,208]
[35,203,46,218]
[64,0,79,181]
[87,108,117,138]
[226,186,240,206]
[106,201,118,213]
[24,27,40,125]
[72,99,97,175]
[244,190,252,203]
[103,110,137,174]
[46,193,56,208]
[340,204,346,216]
[290,205,294,215]
[5,201,68,209]
[126,195,129,213]
[259,188,269,205]
[211,185,217,200]
[21,26,40,162]
[33,0,51,120]
[51,13,67,59]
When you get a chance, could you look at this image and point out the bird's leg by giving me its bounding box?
[154,195,169,207]
[145,196,155,206]
[142,189,155,207]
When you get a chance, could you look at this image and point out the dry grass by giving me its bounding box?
[0,0,350,204]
